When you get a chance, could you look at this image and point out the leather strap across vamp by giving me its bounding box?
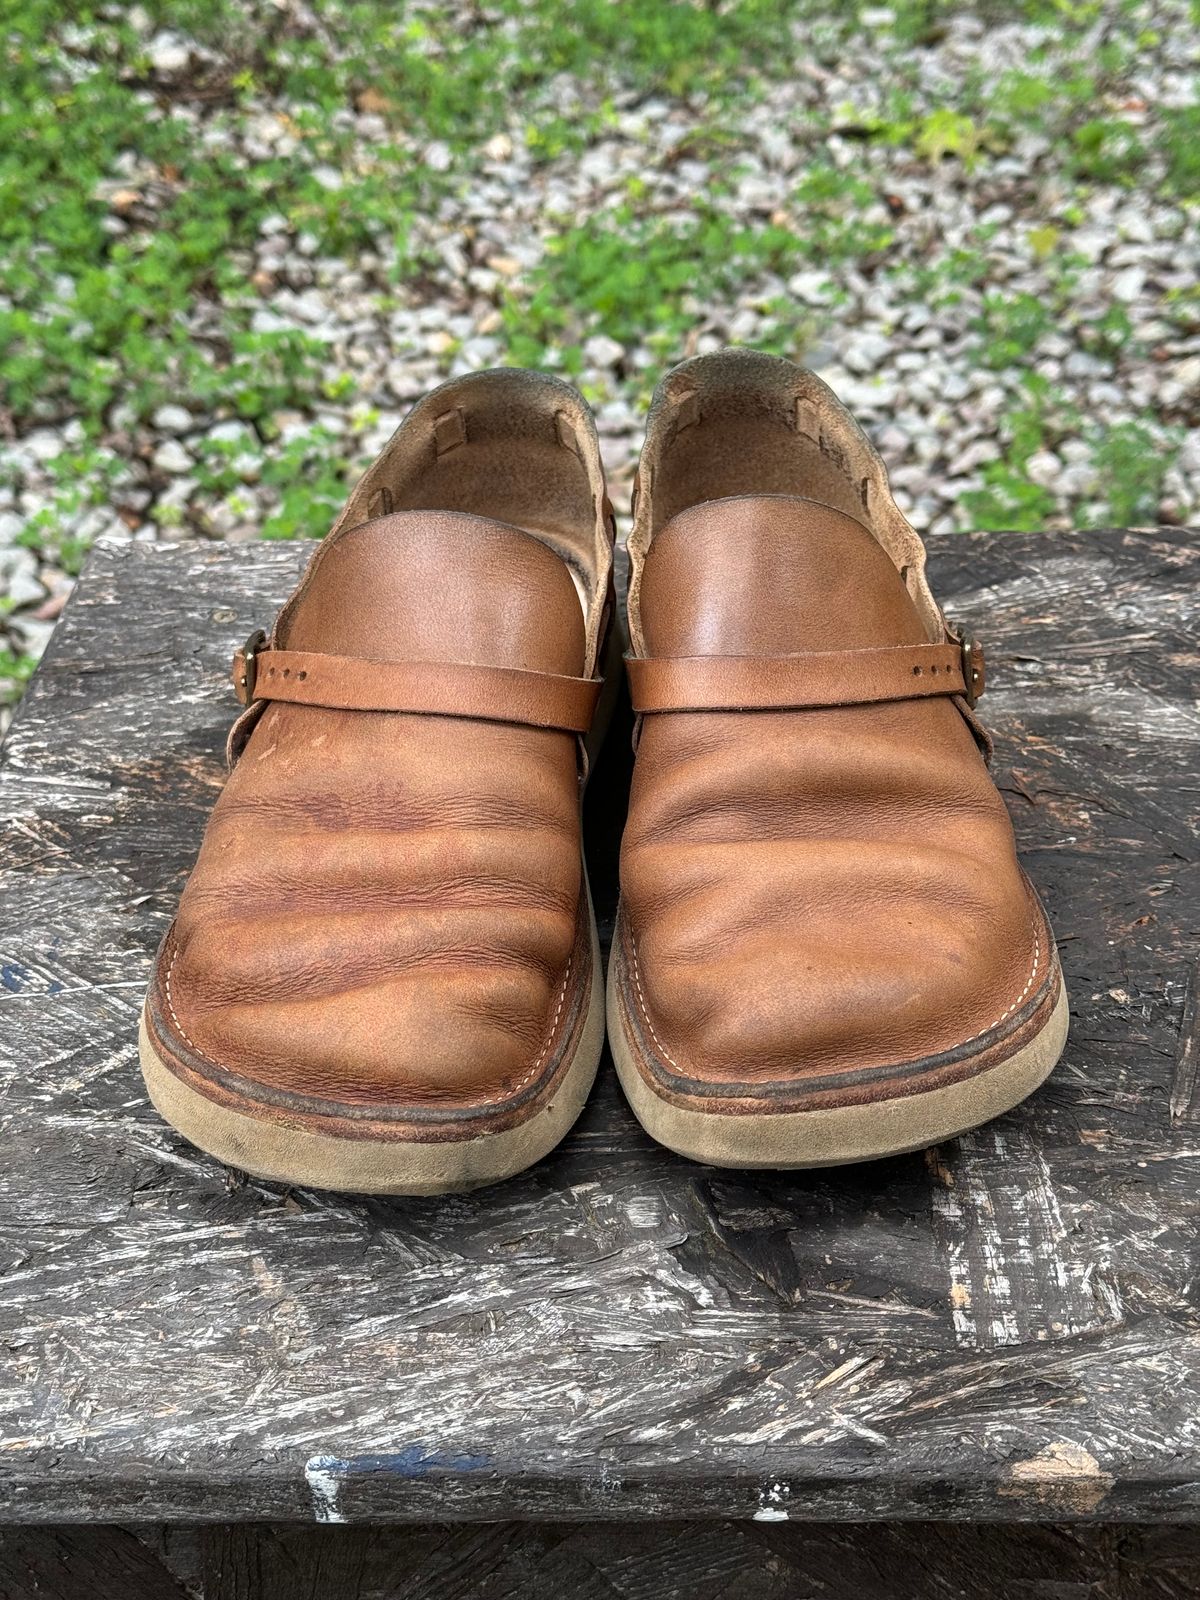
[141,369,616,1194]
[609,350,1068,1169]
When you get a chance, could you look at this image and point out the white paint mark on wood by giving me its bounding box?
[304,1455,347,1523]
[754,1481,790,1521]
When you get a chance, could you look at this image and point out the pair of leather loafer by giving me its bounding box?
[141,350,1068,1193]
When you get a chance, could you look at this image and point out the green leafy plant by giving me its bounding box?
[792,163,895,260]
[973,292,1056,369]
[1069,118,1145,185]
[1092,420,1178,526]
[0,650,39,707]
[1160,105,1200,200]
[1082,304,1135,361]
[914,108,984,168]
[959,379,1061,532]
[501,204,811,373]
[257,427,351,540]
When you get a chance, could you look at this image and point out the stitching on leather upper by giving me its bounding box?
[977,920,1041,1038]
[508,957,573,1091]
[628,934,683,1071]
[627,913,1043,1078]
[163,941,206,1064]
[162,937,574,1102]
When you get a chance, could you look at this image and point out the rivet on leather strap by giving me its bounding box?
[626,639,985,715]
[231,644,602,733]
[948,623,986,707]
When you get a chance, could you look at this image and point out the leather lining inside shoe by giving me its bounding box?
[393,432,595,620]
[394,435,592,563]
[627,349,944,652]
[652,414,869,531]
[327,368,611,644]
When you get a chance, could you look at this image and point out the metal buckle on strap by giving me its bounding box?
[949,624,985,707]
[233,628,267,706]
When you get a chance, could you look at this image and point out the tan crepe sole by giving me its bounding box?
[608,949,1069,1169]
[141,888,604,1196]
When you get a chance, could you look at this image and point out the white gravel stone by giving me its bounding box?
[842,333,892,374]
[0,548,43,607]
[152,440,194,475]
[1059,464,1100,496]
[1064,351,1109,379]
[147,31,190,73]
[947,440,1000,475]
[1025,451,1063,489]
[24,431,65,464]
[1118,210,1156,245]
[7,615,56,654]
[788,269,835,306]
[1111,266,1146,304]
[206,420,255,445]
[152,405,194,435]
[875,424,911,455]
[584,334,625,367]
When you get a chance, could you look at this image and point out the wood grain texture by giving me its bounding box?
[10,1519,1200,1599]
[0,1525,194,1599]
[0,529,1197,1528]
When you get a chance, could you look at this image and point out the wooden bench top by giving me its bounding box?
[0,527,1197,1528]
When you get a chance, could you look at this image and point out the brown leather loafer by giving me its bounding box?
[141,369,616,1193]
[610,349,1068,1168]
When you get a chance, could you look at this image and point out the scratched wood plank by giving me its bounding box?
[0,529,1197,1528]
[0,1525,195,1600]
[12,1519,1200,1599]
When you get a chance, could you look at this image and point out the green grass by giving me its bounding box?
[0,0,1194,594]
[0,648,38,706]
[500,202,816,383]
[960,379,1062,533]
[974,292,1058,370]
[1092,419,1181,526]
[961,379,1184,533]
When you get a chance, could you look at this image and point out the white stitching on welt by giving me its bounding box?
[511,955,574,1090]
[628,936,683,1071]
[164,940,214,1065]
[966,922,1041,1042]
[627,917,1043,1074]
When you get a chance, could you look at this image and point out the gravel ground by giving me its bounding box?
[2,1,1198,731]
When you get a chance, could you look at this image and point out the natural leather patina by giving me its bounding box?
[142,369,615,1194]
[609,350,1067,1167]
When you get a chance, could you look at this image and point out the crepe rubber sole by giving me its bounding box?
[608,939,1069,1169]
[140,899,604,1196]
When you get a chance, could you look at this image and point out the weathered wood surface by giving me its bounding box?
[0,528,1197,1530]
[7,1518,1200,1600]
